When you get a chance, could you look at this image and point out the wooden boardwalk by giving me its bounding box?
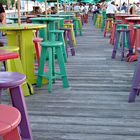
[3,17,140,140]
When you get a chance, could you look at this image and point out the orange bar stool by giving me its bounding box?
[104,18,113,37]
[0,104,21,140]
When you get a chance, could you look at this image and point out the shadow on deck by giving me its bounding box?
[2,17,140,140]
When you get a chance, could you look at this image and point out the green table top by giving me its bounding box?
[7,17,27,20]
[30,17,64,22]
[0,23,46,31]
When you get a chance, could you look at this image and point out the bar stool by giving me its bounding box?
[60,27,76,56]
[110,20,122,45]
[0,72,33,140]
[37,41,69,93]
[49,30,67,63]
[112,29,133,60]
[64,23,76,47]
[73,17,82,36]
[104,18,113,37]
[127,25,140,62]
[101,11,106,32]
[95,14,103,28]
[0,104,21,140]
[0,48,31,96]
[129,48,140,102]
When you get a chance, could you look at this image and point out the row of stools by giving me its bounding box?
[102,17,140,102]
[0,16,83,139]
[0,49,33,140]
[33,18,83,93]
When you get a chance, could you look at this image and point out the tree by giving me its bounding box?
[1,0,15,9]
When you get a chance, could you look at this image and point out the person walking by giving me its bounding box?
[106,1,117,20]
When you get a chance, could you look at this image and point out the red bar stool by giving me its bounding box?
[33,37,43,66]
[104,18,113,37]
[127,25,140,62]
[0,104,21,140]
[0,48,31,96]
[64,20,73,24]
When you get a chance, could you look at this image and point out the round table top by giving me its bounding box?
[0,23,46,31]
[125,17,140,21]
[47,14,74,17]
[7,17,27,20]
[30,17,64,21]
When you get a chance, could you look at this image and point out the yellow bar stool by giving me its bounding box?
[0,46,33,96]
[64,23,76,47]
[95,14,103,28]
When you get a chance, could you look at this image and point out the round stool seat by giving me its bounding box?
[117,24,129,28]
[0,46,19,52]
[0,104,21,135]
[0,50,19,61]
[41,41,63,47]
[60,27,71,31]
[134,24,140,28]
[115,20,122,22]
[33,38,43,42]
[49,30,64,33]
[0,72,26,88]
[116,29,131,32]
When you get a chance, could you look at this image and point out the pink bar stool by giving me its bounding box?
[0,104,21,140]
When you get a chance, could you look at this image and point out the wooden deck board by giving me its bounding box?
[2,17,140,140]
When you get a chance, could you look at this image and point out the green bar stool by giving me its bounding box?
[116,24,129,49]
[49,30,67,63]
[37,41,69,93]
[101,11,106,32]
[73,17,82,36]
[93,13,97,25]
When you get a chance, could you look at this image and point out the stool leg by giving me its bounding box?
[48,47,53,93]
[121,32,125,60]
[3,127,21,140]
[74,21,77,37]
[126,31,133,55]
[58,33,67,63]
[56,46,69,88]
[112,31,120,59]
[37,47,47,87]
[69,30,75,56]
[10,86,33,140]
[64,31,68,57]
[78,20,82,36]
[104,20,108,37]
[129,55,140,102]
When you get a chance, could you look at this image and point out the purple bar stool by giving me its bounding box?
[0,72,33,140]
[60,27,75,56]
[112,29,133,61]
[129,48,140,102]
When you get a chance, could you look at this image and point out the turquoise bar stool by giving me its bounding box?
[49,30,67,63]
[73,17,82,36]
[37,41,69,93]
